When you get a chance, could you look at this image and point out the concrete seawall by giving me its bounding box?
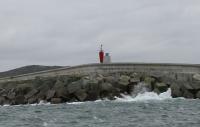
[1,63,200,105]
[0,63,200,83]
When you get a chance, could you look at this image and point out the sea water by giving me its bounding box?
[0,89,200,127]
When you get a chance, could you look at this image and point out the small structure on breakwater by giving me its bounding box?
[98,45,111,64]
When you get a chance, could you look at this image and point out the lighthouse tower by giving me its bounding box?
[99,44,104,63]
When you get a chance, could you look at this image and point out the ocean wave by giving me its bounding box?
[115,88,172,102]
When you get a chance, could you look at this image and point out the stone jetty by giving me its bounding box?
[0,72,200,105]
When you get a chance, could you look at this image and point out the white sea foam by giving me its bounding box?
[43,122,48,127]
[30,100,51,106]
[115,88,172,102]
[67,102,85,105]
[2,104,10,107]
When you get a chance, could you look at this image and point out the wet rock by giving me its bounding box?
[101,82,113,91]
[7,91,16,100]
[86,91,99,101]
[193,73,200,81]
[183,90,194,99]
[154,82,168,93]
[67,81,82,94]
[118,75,130,86]
[14,95,26,105]
[55,88,68,99]
[182,82,194,90]
[0,96,6,105]
[74,90,87,101]
[56,76,69,85]
[87,80,100,92]
[28,97,38,104]
[51,98,62,104]
[104,76,117,84]
[171,83,183,98]
[130,77,140,83]
[190,81,200,90]
[54,79,65,89]
[144,77,155,84]
[196,91,200,99]
[25,89,39,99]
[153,88,161,94]
[16,84,32,95]
[130,73,139,78]
[0,88,6,96]
[46,90,56,100]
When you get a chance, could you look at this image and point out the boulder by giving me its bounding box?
[183,90,194,99]
[36,83,51,100]
[0,89,6,96]
[28,97,38,104]
[153,88,161,94]
[56,76,69,85]
[86,91,100,101]
[104,76,117,84]
[190,81,200,90]
[74,90,88,101]
[51,98,62,104]
[36,91,46,101]
[0,96,6,105]
[118,75,130,86]
[87,80,100,92]
[54,79,65,89]
[101,83,113,91]
[79,78,90,90]
[154,83,168,93]
[130,73,139,78]
[46,90,56,100]
[55,88,68,99]
[144,77,155,91]
[182,82,194,90]
[196,91,200,99]
[7,91,16,100]
[25,89,39,99]
[170,83,183,98]
[130,77,140,84]
[144,77,155,84]
[15,83,32,95]
[14,95,26,105]
[193,73,200,81]
[67,81,82,94]
[96,74,104,83]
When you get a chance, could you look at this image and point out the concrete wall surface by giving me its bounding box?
[0,63,200,83]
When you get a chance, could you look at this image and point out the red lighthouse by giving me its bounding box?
[99,44,104,63]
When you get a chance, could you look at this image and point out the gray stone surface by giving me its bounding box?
[119,75,130,86]
[196,91,200,99]
[193,73,200,81]
[46,90,56,100]
[67,81,82,94]
[25,89,39,99]
[51,98,62,104]
[75,90,87,101]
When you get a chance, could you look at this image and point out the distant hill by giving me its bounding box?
[0,65,64,78]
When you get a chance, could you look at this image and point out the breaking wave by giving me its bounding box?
[115,88,172,102]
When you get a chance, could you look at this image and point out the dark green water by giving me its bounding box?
[0,91,200,127]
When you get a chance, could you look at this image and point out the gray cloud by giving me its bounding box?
[0,0,200,71]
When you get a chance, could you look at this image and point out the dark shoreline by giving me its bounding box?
[0,72,200,105]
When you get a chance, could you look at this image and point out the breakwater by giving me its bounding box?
[0,63,200,105]
[1,63,200,83]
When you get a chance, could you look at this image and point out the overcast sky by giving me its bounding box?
[0,0,200,71]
